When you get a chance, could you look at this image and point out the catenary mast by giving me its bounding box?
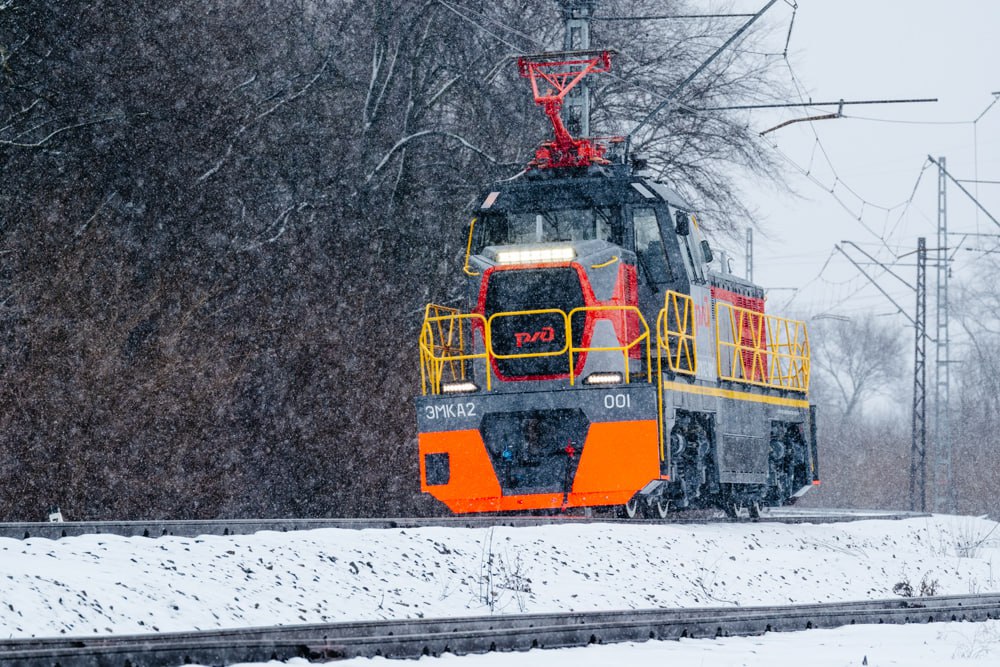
[557,0,597,137]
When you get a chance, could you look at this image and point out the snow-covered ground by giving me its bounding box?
[2,515,999,664]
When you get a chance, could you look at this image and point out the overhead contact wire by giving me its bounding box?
[433,0,526,51]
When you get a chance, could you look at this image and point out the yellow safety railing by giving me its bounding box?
[487,309,571,362]
[655,291,697,461]
[419,305,489,395]
[568,305,652,385]
[656,290,697,376]
[715,302,810,392]
[420,298,809,399]
[420,305,653,395]
[463,218,480,277]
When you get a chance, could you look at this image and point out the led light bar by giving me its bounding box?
[583,371,624,385]
[496,247,576,264]
[441,381,480,394]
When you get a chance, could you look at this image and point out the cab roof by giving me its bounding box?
[475,168,694,215]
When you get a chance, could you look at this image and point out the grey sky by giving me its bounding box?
[712,1,1000,320]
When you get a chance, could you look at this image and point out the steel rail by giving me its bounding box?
[0,509,931,540]
[1,594,998,666]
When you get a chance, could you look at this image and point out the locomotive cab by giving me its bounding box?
[464,168,706,376]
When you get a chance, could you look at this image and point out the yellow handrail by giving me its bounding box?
[655,290,697,376]
[463,218,480,277]
[654,290,697,462]
[567,305,652,385]
[590,255,619,269]
[715,302,810,392]
[419,305,654,394]
[486,309,571,360]
[418,306,489,395]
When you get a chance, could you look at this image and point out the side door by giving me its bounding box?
[631,205,688,321]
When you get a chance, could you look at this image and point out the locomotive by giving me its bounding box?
[415,51,818,518]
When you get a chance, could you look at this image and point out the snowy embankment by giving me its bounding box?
[1,514,998,640]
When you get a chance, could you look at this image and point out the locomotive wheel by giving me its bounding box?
[721,499,762,520]
[645,497,670,519]
[619,497,640,519]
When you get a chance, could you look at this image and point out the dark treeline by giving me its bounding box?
[1,1,784,519]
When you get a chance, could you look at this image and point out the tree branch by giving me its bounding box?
[366,130,499,182]
[0,116,116,148]
[239,202,311,251]
[197,51,332,184]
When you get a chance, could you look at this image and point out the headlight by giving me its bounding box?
[496,247,575,264]
[441,380,479,394]
[583,371,624,385]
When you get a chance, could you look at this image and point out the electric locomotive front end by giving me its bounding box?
[417,175,664,513]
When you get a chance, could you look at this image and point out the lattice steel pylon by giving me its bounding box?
[557,0,597,136]
[933,157,952,514]
[910,237,927,512]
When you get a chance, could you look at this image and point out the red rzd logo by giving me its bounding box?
[514,326,556,347]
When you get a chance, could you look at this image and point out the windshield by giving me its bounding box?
[475,207,618,252]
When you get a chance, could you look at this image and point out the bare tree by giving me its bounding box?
[948,260,1000,517]
[591,0,790,234]
[0,0,796,520]
[808,315,905,421]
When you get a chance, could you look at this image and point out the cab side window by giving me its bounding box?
[633,207,672,285]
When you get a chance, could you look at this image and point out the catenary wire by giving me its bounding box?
[433,0,527,51]
[433,0,920,315]
[435,0,542,49]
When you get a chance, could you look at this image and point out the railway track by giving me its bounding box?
[0,593,997,666]
[0,508,929,540]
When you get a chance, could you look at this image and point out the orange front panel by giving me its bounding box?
[420,430,567,513]
[420,418,659,514]
[571,419,659,497]
[449,493,566,513]
[419,429,501,502]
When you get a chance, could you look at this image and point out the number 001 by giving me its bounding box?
[604,394,631,409]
